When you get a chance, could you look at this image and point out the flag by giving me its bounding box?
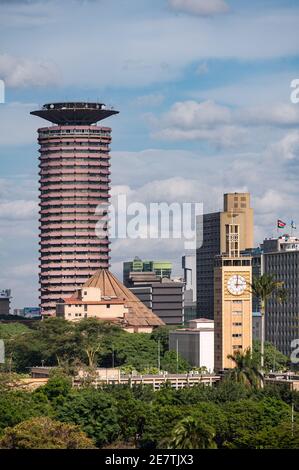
[277,219,286,229]
[291,220,297,230]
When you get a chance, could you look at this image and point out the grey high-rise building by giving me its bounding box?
[262,235,299,357]
[127,272,184,325]
[182,253,197,323]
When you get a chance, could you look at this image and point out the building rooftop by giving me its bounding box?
[31,102,119,125]
[189,318,214,323]
[82,269,164,328]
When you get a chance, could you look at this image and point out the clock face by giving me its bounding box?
[227,275,247,296]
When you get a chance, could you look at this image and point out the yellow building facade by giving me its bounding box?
[214,221,253,371]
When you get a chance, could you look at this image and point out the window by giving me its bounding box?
[106,304,110,309]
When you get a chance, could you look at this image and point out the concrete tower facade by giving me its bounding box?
[31,102,119,316]
[196,192,254,319]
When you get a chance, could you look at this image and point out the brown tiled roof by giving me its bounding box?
[83,269,165,328]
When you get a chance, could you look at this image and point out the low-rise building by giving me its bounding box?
[13,307,41,318]
[123,257,172,287]
[56,269,164,333]
[169,318,214,372]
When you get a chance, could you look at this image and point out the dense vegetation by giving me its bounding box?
[0,318,289,374]
[0,318,296,449]
[0,373,298,449]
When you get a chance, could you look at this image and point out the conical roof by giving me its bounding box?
[83,269,165,328]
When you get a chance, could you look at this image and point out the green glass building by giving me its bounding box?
[123,257,172,286]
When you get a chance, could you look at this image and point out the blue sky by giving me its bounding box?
[0,0,299,308]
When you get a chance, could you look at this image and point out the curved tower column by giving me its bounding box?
[31,103,119,316]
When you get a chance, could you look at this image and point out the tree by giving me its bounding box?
[160,350,191,373]
[168,416,217,449]
[222,397,291,448]
[250,275,285,374]
[251,421,299,449]
[227,349,262,388]
[55,388,120,447]
[0,389,53,434]
[35,373,72,405]
[253,340,288,373]
[33,318,78,366]
[75,318,105,368]
[0,323,31,340]
[0,417,95,449]
[3,329,43,373]
[150,326,175,355]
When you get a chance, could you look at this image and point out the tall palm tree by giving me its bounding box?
[272,287,288,371]
[250,275,285,373]
[227,348,263,388]
[168,417,217,449]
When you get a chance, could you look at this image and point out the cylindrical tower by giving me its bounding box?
[31,102,119,316]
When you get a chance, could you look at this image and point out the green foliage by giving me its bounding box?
[2,319,192,374]
[250,274,284,308]
[150,326,175,354]
[0,375,298,449]
[35,373,72,406]
[167,416,217,449]
[106,332,158,371]
[55,388,120,447]
[253,340,289,372]
[0,322,30,339]
[221,397,291,448]
[227,348,263,388]
[0,389,53,435]
[160,350,190,373]
[0,417,95,449]
[1,319,298,449]
[249,422,299,449]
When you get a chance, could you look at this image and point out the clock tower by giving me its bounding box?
[214,222,252,372]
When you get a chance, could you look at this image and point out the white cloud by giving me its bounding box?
[149,100,299,147]
[158,100,232,127]
[0,199,38,220]
[0,53,60,88]
[1,3,299,88]
[238,103,299,127]
[154,125,248,147]
[149,100,243,147]
[268,131,299,161]
[168,0,229,16]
